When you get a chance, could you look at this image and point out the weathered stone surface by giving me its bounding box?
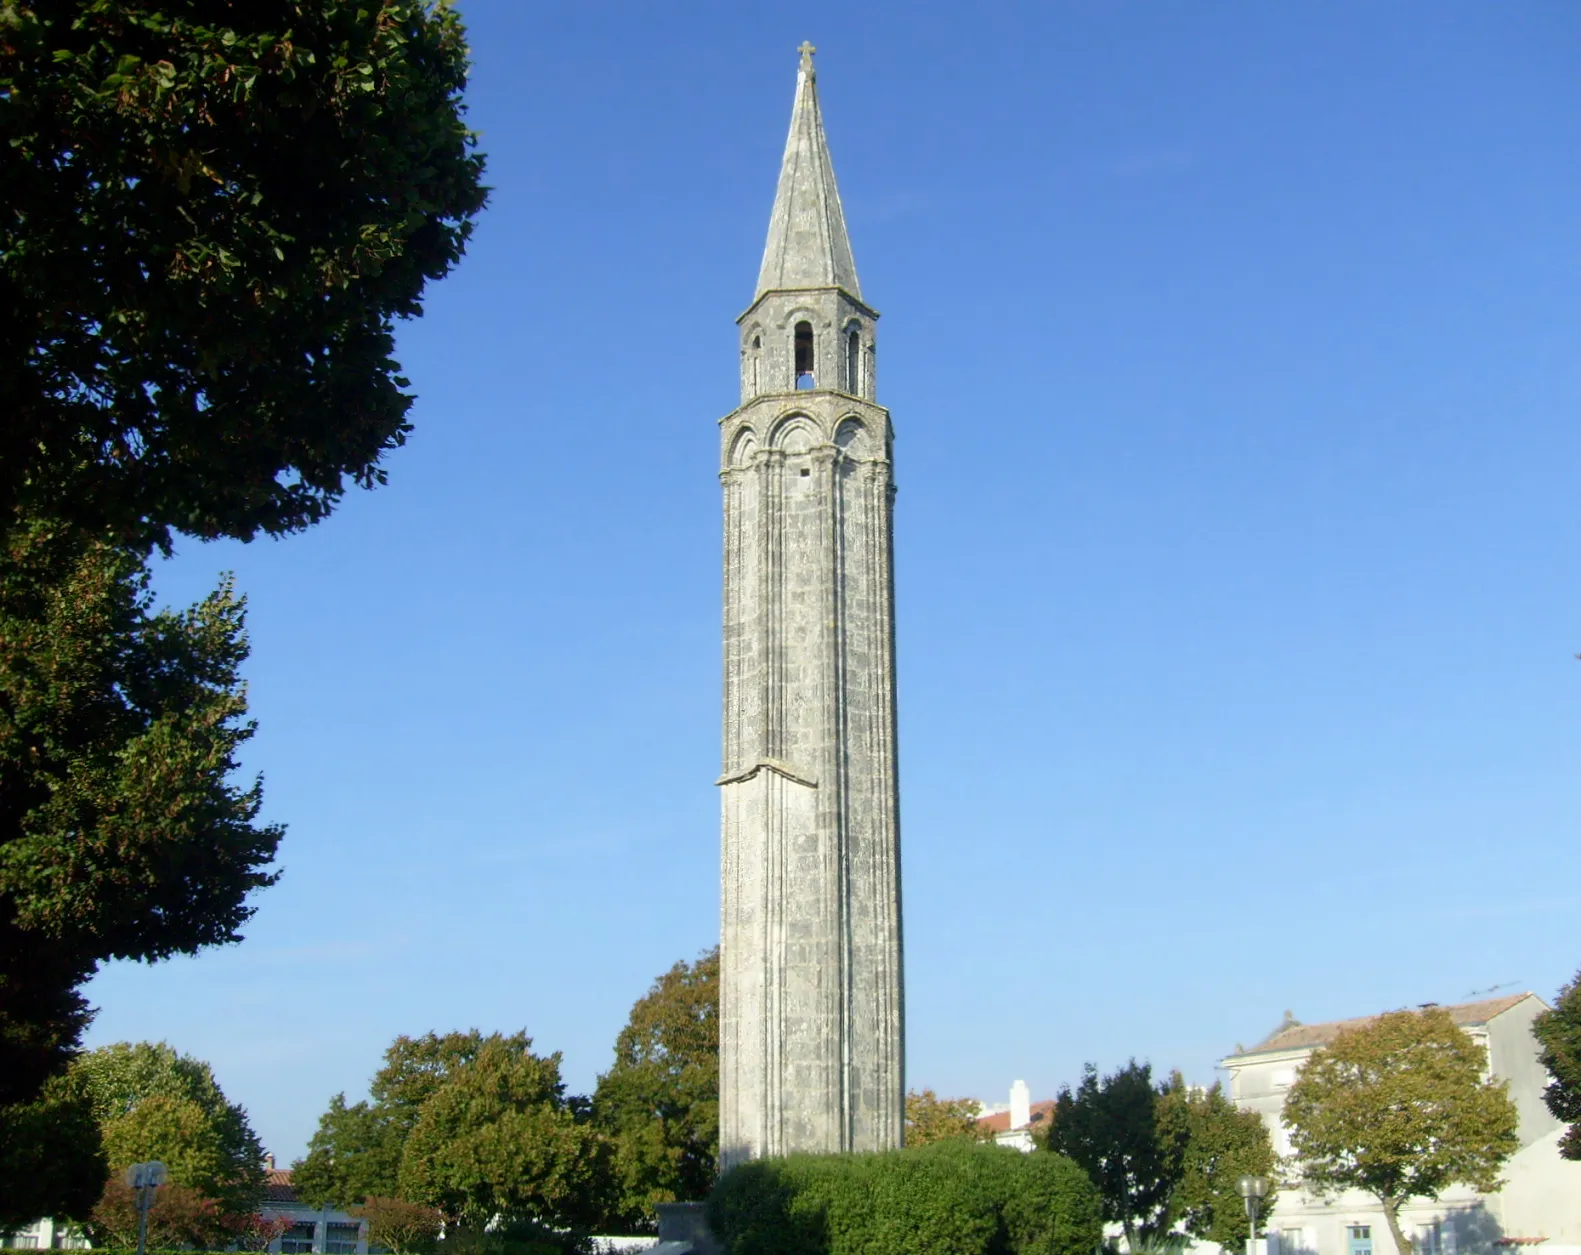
[718,46,904,1170]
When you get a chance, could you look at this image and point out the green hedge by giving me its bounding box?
[705,1140,1102,1255]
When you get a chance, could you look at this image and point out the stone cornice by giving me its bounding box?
[737,287,880,325]
[716,758,819,789]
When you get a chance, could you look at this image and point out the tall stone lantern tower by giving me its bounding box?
[717,43,904,1168]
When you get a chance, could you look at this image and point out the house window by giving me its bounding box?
[326,1222,361,1254]
[281,1223,317,1254]
[50,1232,88,1251]
[2,1236,40,1250]
[794,321,814,388]
[1416,1223,1441,1255]
[845,327,860,393]
[1276,1230,1305,1255]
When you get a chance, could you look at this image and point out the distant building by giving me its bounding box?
[975,1079,1056,1152]
[1221,993,1581,1255]
[0,1220,87,1249]
[260,1162,369,1255]
[0,1162,369,1254]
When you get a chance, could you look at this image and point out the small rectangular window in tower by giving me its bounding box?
[794,321,814,389]
[846,329,860,393]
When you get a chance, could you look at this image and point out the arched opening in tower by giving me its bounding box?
[794,321,815,389]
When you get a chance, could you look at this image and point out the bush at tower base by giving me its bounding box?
[705,1139,1102,1255]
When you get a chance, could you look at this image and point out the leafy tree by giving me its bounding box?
[350,1196,442,1255]
[904,1089,990,1146]
[398,1032,609,1231]
[0,1068,106,1226]
[1047,1061,1178,1250]
[1533,971,1581,1159]
[2,0,487,1219]
[75,1040,266,1212]
[1283,1008,1519,1255]
[1156,1074,1277,1251]
[295,1031,494,1206]
[0,530,281,1106]
[88,1178,225,1249]
[221,1211,295,1252]
[592,949,719,1230]
[1,0,488,553]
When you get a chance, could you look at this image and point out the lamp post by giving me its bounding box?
[124,1162,167,1255]
[1237,1174,1269,1255]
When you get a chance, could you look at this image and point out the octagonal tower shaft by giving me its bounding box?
[718,47,904,1169]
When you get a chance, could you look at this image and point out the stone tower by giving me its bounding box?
[717,43,904,1168]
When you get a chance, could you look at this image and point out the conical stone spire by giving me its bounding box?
[755,42,862,301]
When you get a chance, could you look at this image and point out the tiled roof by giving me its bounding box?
[1240,993,1534,1057]
[976,1099,1056,1135]
[264,1169,298,1204]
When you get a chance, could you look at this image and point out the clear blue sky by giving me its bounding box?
[83,2,1580,1162]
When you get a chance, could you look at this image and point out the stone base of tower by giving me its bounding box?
[654,1203,721,1255]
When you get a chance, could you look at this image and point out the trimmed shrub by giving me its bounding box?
[706,1141,1101,1255]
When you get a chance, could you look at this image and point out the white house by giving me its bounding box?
[1221,993,1581,1255]
[0,1220,87,1249]
[974,1080,1056,1152]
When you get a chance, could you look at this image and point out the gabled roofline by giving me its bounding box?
[1219,992,1543,1066]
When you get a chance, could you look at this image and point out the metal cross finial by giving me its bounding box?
[798,41,816,75]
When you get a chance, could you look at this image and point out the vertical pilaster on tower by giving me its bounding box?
[718,45,904,1170]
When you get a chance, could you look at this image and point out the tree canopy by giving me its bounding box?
[294,1030,494,1208]
[1534,972,1581,1160]
[0,530,280,1105]
[399,1034,608,1230]
[1,0,488,552]
[349,1197,443,1255]
[1047,1061,1178,1250]
[75,1039,267,1213]
[1283,1008,1519,1255]
[904,1089,990,1147]
[297,1030,607,1236]
[591,949,719,1231]
[1155,1074,1276,1251]
[0,1067,105,1227]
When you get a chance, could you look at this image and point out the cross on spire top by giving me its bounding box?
[798,41,816,76]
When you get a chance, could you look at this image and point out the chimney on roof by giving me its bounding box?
[263,1152,275,1171]
[1010,1079,1031,1131]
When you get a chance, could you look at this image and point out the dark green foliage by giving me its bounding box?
[296,1030,608,1234]
[1048,1061,1178,1249]
[1534,972,1581,1159]
[706,1139,1102,1255]
[294,1031,494,1207]
[397,1033,608,1229]
[592,949,719,1231]
[0,1068,106,1226]
[294,1091,404,1207]
[75,1040,266,1212]
[0,0,488,552]
[1155,1074,1277,1251]
[0,528,281,1107]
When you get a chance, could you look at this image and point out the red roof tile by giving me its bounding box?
[263,1169,298,1204]
[1242,993,1535,1056]
[975,1099,1056,1135]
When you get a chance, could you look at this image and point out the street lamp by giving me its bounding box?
[123,1162,167,1255]
[1237,1174,1270,1255]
